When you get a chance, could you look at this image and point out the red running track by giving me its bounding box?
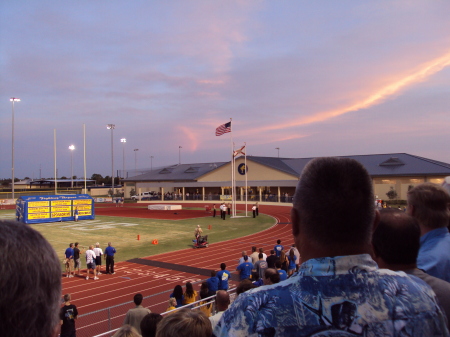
[61,203,292,337]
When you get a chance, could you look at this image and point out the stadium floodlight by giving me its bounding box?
[69,145,75,188]
[121,138,126,183]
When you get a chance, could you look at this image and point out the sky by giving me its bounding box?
[1,1,450,180]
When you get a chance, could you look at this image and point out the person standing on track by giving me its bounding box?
[105,242,117,274]
[212,204,216,217]
[93,242,103,276]
[60,293,78,337]
[73,242,83,276]
[64,243,74,278]
[85,245,97,280]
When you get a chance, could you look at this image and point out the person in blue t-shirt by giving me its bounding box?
[275,260,287,281]
[104,242,117,274]
[274,239,284,257]
[207,270,219,293]
[216,263,231,290]
[236,256,253,281]
[64,243,74,277]
[407,183,450,283]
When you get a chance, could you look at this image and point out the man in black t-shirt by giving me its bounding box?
[266,250,278,269]
[60,293,78,337]
[73,242,82,275]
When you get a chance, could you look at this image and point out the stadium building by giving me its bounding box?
[122,153,450,203]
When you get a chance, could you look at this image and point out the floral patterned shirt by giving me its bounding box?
[214,254,449,337]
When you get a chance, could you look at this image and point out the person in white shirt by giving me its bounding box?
[209,290,230,330]
[250,247,259,263]
[238,251,252,265]
[93,242,103,276]
[222,204,227,220]
[258,248,267,261]
[85,245,97,280]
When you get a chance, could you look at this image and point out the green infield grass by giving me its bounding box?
[0,208,275,269]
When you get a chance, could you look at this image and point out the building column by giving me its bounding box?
[182,187,185,201]
[259,187,262,202]
[202,187,205,201]
[278,186,281,203]
[161,187,164,201]
[240,187,243,201]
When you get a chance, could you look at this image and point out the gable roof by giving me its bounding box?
[123,153,450,183]
[279,153,450,177]
[123,162,228,182]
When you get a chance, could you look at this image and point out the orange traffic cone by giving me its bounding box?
[152,239,158,245]
[208,225,212,230]
[137,235,140,241]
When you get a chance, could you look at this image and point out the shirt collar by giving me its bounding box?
[420,227,449,245]
[299,254,378,277]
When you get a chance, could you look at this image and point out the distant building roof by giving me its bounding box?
[123,153,450,183]
[124,162,228,182]
[250,153,450,177]
[29,179,95,184]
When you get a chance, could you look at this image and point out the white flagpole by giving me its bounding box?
[229,118,234,217]
[54,129,57,195]
[245,142,248,217]
[83,124,87,193]
[232,142,235,217]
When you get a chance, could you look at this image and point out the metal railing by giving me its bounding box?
[90,288,237,337]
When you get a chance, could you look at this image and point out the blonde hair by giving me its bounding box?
[156,309,211,337]
[169,297,177,307]
[113,325,140,337]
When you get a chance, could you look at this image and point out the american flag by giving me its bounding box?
[215,121,231,136]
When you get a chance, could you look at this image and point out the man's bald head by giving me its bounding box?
[215,290,230,311]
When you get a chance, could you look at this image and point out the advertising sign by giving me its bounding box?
[16,194,95,224]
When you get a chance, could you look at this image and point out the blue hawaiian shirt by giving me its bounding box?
[214,254,449,337]
[418,227,450,283]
